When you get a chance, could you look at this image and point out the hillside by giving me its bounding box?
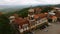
[1,4,60,17]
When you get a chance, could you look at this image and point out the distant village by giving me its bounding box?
[0,6,60,34]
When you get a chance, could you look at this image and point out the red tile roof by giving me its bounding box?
[34,13,48,19]
[14,17,29,28]
[34,14,39,19]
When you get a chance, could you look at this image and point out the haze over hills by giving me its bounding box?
[0,4,60,13]
[0,5,31,13]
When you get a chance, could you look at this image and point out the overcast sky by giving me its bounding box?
[0,0,60,5]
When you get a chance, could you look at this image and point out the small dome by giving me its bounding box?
[28,9,34,12]
[9,16,15,19]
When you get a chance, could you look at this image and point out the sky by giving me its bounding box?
[0,0,60,5]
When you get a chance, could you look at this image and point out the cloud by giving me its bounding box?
[0,0,60,5]
[36,0,60,4]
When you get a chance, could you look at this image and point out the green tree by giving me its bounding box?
[41,7,53,13]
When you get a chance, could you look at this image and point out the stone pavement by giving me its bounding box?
[33,23,60,34]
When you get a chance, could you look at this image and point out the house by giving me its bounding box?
[17,8,49,33]
[34,8,42,14]
[28,8,48,29]
[52,7,60,21]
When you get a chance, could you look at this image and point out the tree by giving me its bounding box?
[41,7,53,13]
[17,8,29,18]
[0,15,13,34]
